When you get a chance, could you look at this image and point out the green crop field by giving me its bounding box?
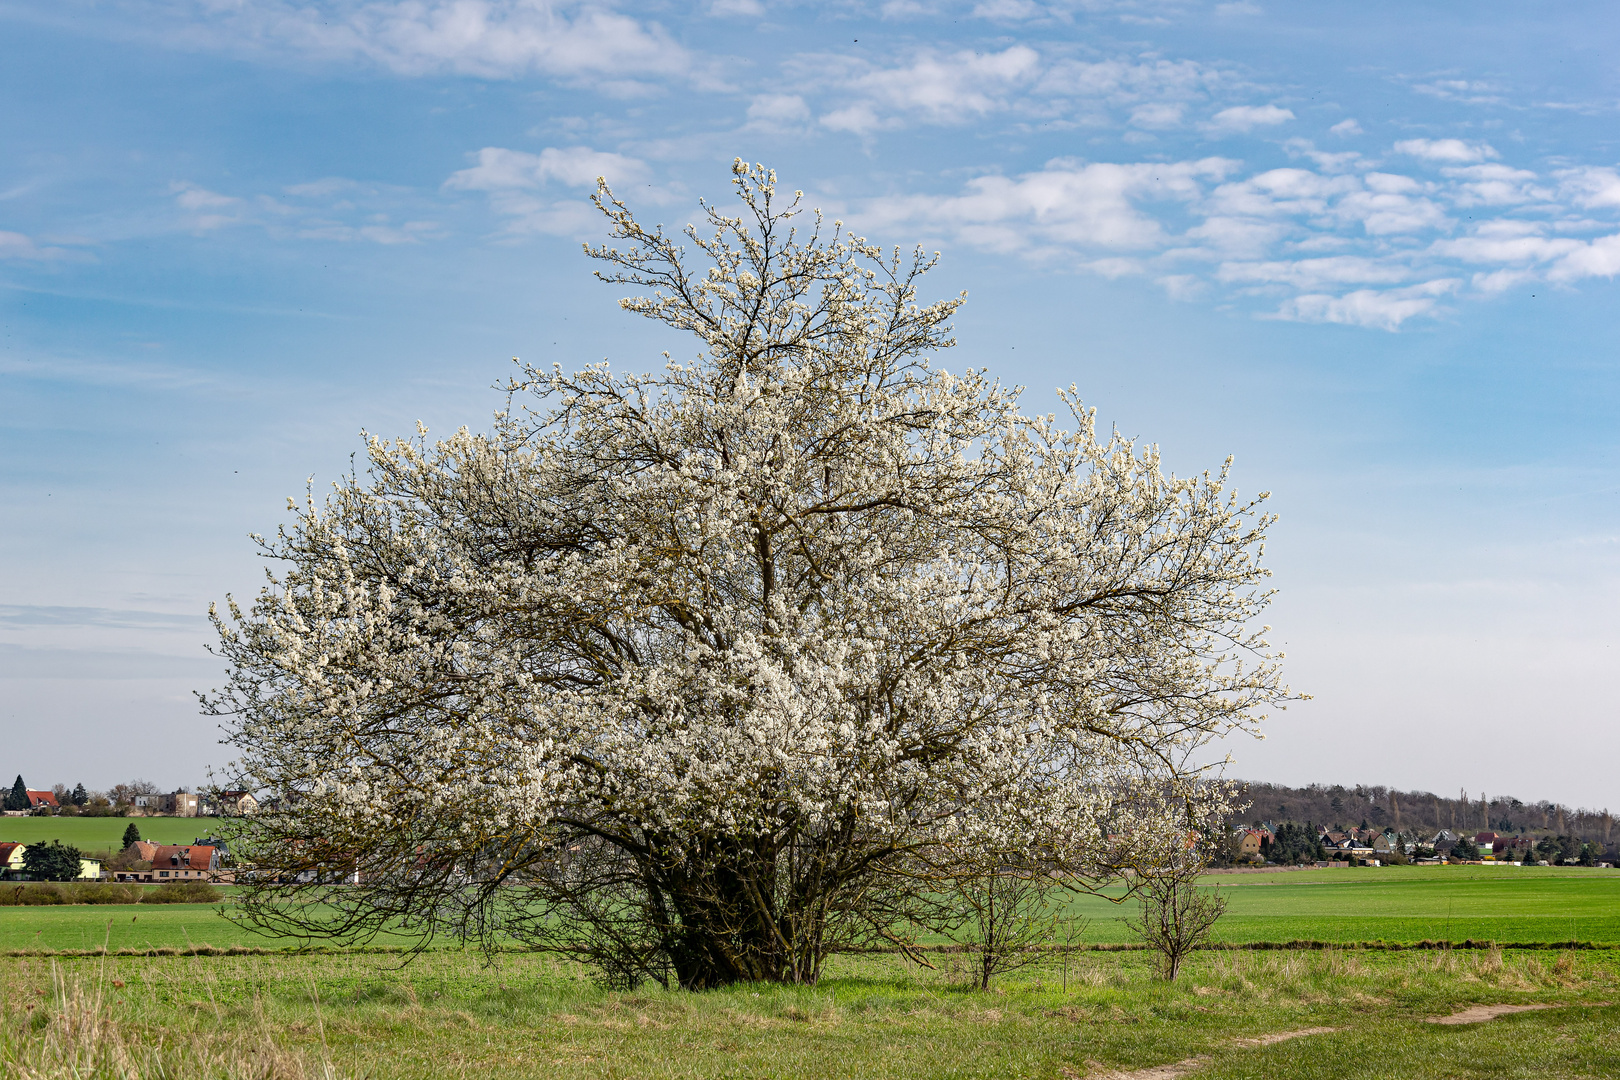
[0,816,229,851]
[3,864,1617,955]
[1064,865,1620,946]
[5,868,1620,1078]
[0,899,431,954]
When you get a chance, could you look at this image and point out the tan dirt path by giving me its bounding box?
[1426,1001,1610,1025]
[1068,1026,1340,1079]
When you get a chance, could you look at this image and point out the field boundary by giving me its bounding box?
[8,938,1618,960]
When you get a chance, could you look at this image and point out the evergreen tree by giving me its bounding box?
[4,775,26,812]
[71,783,88,806]
[1451,837,1480,861]
[22,841,84,882]
[121,822,142,849]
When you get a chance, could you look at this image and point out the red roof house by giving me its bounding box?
[149,845,219,880]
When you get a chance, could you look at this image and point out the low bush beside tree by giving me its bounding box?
[1128,820,1228,981]
[939,851,1065,991]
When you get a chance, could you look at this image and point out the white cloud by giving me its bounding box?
[1200,104,1294,136]
[1129,102,1184,129]
[1218,256,1410,291]
[1330,118,1364,137]
[806,46,1041,132]
[149,1,701,88]
[445,146,648,191]
[0,230,75,261]
[444,145,664,236]
[171,182,246,230]
[1557,167,1620,210]
[839,133,1620,331]
[1442,164,1548,207]
[1410,78,1505,106]
[1393,138,1499,164]
[1036,56,1225,103]
[789,50,1233,138]
[1204,168,1359,219]
[860,157,1237,254]
[745,94,813,132]
[1334,175,1449,235]
[167,176,443,243]
[1275,279,1458,330]
[1156,274,1207,300]
[972,0,1043,17]
[708,0,764,15]
[1547,232,1620,281]
[1431,220,1582,266]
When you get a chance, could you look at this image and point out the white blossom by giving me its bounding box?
[205,161,1292,988]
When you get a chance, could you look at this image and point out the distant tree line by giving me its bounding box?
[1224,780,1620,867]
[1232,779,1615,850]
[3,774,180,816]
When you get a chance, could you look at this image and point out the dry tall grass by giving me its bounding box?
[0,965,342,1080]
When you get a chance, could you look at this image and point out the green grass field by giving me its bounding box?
[6,866,1620,1078]
[0,816,228,851]
[5,941,1618,1078]
[1068,866,1620,946]
[4,864,1616,954]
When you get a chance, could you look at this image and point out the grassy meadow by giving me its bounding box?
[5,864,1620,1078]
[0,816,228,851]
[4,943,1617,1079]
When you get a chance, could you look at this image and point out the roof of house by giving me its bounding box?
[25,790,58,807]
[0,842,22,865]
[152,845,216,871]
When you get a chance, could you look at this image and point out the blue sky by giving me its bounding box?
[1,0,1616,810]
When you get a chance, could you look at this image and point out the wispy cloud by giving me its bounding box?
[168,177,444,244]
[1199,103,1294,136]
[121,0,710,92]
[0,605,204,630]
[443,145,673,235]
[783,47,1239,136]
[844,138,1620,330]
[0,230,85,262]
[1393,138,1498,164]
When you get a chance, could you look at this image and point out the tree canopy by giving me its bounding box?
[22,841,84,882]
[206,162,1291,989]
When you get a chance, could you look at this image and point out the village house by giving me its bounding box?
[112,843,221,883]
[0,842,24,876]
[212,791,259,816]
[130,791,201,817]
[0,842,102,880]
[24,790,58,811]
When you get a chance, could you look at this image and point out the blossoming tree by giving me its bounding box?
[205,161,1290,988]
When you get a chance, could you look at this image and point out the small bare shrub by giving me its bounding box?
[940,855,1066,991]
[1128,864,1226,981]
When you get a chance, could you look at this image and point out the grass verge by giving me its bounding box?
[3,944,1617,1078]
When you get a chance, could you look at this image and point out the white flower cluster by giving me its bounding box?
[206,161,1290,986]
